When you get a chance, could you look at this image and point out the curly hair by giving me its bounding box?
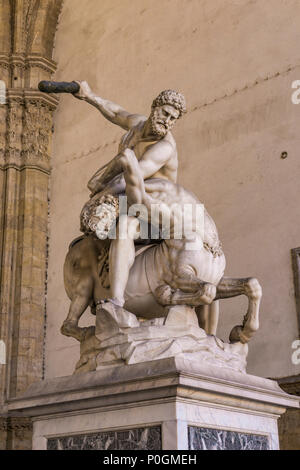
[152,90,186,117]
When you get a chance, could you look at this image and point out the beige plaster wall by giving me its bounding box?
[46,0,300,379]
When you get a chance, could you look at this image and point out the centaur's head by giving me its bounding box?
[149,89,186,137]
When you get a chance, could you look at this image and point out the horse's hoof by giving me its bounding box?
[229,325,243,343]
[61,320,74,337]
[61,321,88,342]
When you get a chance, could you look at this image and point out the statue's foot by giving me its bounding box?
[229,325,244,343]
[61,320,94,342]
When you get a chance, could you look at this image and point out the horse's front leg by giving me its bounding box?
[155,282,216,307]
[61,274,95,342]
[216,277,262,343]
[155,269,217,307]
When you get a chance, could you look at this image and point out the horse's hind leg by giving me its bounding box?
[61,275,94,342]
[216,277,262,343]
[196,301,220,335]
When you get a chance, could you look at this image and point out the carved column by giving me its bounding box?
[0,0,63,450]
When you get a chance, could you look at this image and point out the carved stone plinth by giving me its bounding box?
[8,357,299,450]
[277,374,300,450]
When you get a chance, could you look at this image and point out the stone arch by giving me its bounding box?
[29,0,64,57]
[0,0,11,53]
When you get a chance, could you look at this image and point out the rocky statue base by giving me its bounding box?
[8,357,299,450]
[75,302,248,375]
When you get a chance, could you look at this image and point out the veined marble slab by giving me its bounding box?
[47,426,161,450]
[188,426,269,450]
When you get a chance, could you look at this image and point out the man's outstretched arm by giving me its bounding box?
[74,81,146,130]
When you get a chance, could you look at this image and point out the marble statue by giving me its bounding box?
[39,81,262,374]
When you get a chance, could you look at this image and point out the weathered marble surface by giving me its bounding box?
[47,426,161,450]
[188,426,269,450]
[75,303,248,374]
[8,357,299,450]
[59,81,262,370]
[12,357,299,414]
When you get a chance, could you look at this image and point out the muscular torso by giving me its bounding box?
[133,133,178,182]
[119,120,178,183]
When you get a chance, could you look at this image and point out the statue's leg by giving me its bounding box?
[108,215,140,307]
[215,277,262,343]
[196,301,220,335]
[107,149,148,307]
[155,271,217,307]
[61,275,94,341]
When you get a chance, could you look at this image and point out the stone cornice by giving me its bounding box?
[24,89,59,109]
[26,54,57,74]
[6,88,59,110]
[0,53,57,74]
[276,374,300,397]
[0,164,51,176]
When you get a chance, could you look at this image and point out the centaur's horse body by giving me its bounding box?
[64,226,225,322]
[63,174,261,344]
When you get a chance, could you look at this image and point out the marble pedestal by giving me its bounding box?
[8,357,299,450]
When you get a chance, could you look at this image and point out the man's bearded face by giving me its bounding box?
[150,104,180,137]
